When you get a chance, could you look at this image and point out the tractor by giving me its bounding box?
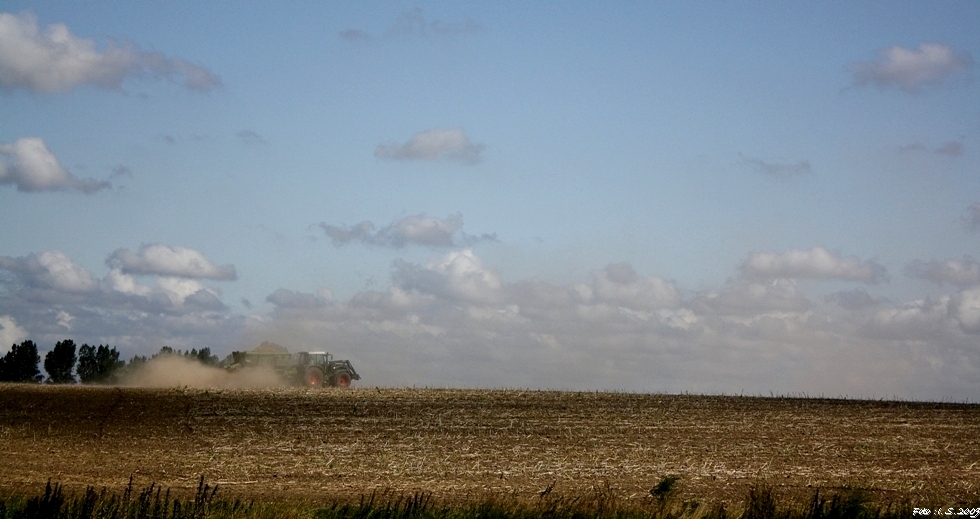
[296,351,360,388]
[227,343,360,388]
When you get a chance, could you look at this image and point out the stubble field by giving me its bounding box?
[0,384,978,508]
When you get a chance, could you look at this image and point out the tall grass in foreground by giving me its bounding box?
[0,476,921,519]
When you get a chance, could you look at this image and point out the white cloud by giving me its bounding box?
[590,262,681,310]
[0,250,98,293]
[0,11,220,93]
[395,214,464,247]
[508,279,585,321]
[155,277,222,308]
[266,288,332,309]
[696,278,812,316]
[868,290,980,339]
[0,315,28,352]
[428,249,503,304]
[5,245,980,399]
[849,43,973,93]
[825,288,880,310]
[905,257,980,287]
[349,286,438,316]
[256,248,980,397]
[102,268,153,296]
[107,244,237,280]
[391,249,504,305]
[376,128,485,165]
[0,137,110,193]
[0,249,231,313]
[0,249,241,357]
[320,220,376,245]
[123,277,215,311]
[57,310,74,329]
[947,288,980,334]
[868,295,974,350]
[320,213,496,248]
[741,247,888,284]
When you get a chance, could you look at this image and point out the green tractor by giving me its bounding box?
[227,343,360,388]
[297,351,360,388]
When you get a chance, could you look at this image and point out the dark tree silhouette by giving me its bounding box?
[187,347,219,365]
[119,354,148,379]
[77,344,124,384]
[44,339,78,384]
[153,346,176,358]
[149,345,218,365]
[0,340,43,383]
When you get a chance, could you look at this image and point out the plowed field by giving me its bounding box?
[0,384,977,506]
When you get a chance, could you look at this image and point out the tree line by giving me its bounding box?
[0,340,219,384]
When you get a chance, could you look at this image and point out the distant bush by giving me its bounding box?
[0,340,42,383]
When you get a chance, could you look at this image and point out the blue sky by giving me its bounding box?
[2,2,979,399]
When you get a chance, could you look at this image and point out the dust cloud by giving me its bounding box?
[120,355,287,388]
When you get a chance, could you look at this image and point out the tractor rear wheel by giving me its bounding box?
[334,371,352,388]
[305,367,324,387]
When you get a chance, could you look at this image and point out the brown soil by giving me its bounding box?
[0,384,977,506]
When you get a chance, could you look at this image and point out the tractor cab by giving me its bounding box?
[301,351,331,366]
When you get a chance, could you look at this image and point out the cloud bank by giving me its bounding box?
[905,256,980,287]
[255,247,979,399]
[0,137,110,193]
[320,214,496,248]
[0,249,228,312]
[106,244,237,280]
[0,248,240,354]
[849,42,973,93]
[0,11,220,93]
[265,288,332,309]
[0,315,29,352]
[740,247,888,283]
[376,128,485,165]
[3,244,979,400]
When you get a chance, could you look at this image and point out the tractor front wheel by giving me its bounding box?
[305,367,324,387]
[334,371,352,388]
